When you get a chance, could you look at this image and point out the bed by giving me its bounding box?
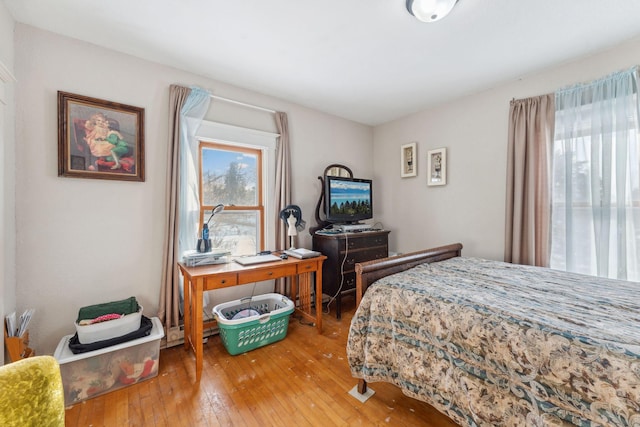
[347,243,640,426]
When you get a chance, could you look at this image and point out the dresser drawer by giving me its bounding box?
[323,272,356,294]
[365,247,389,261]
[344,235,388,250]
[241,264,297,283]
[205,273,238,289]
[342,273,356,291]
[343,247,389,271]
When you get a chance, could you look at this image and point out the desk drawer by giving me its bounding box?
[242,264,297,283]
[297,260,320,274]
[205,273,238,289]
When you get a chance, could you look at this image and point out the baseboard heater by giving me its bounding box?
[163,320,219,349]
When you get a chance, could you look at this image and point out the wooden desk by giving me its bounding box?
[178,254,326,381]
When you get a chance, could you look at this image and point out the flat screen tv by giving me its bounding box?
[324,176,373,224]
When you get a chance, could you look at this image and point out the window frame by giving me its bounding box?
[198,141,265,252]
[195,120,278,253]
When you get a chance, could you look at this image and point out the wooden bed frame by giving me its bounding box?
[353,242,463,394]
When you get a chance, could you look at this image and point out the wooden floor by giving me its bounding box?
[64,298,458,427]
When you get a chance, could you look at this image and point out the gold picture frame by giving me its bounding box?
[58,91,145,181]
[427,147,446,186]
[401,142,417,178]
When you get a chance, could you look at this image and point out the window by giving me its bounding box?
[199,142,264,256]
[550,69,640,281]
[195,120,278,257]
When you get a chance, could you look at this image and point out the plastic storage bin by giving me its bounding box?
[213,293,294,355]
[75,305,143,344]
[54,316,164,406]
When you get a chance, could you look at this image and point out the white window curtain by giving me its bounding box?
[551,66,640,281]
[177,87,211,310]
[178,87,211,258]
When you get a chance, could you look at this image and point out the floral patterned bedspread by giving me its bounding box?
[347,257,640,426]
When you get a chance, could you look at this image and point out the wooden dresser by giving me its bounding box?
[312,230,390,319]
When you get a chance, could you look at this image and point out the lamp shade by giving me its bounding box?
[406,0,458,23]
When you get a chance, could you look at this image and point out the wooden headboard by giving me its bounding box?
[354,243,463,307]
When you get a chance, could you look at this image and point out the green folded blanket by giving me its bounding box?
[77,297,139,323]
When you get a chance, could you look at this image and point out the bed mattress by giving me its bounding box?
[347,257,640,426]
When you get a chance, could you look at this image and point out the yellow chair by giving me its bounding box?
[0,355,65,427]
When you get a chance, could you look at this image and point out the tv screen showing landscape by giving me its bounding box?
[326,177,372,222]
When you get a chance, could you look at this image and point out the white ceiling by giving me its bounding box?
[5,0,640,126]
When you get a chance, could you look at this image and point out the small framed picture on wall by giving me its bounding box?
[401,142,417,178]
[427,147,446,186]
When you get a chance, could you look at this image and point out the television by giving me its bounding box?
[324,176,373,224]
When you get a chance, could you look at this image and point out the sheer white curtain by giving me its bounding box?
[178,87,211,258]
[551,67,640,281]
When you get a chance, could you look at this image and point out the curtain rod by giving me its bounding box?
[209,94,276,114]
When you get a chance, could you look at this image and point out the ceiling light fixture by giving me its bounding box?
[406,0,459,23]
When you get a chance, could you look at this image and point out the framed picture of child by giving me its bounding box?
[58,91,145,181]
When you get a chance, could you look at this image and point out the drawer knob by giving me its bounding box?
[268,272,273,276]
[221,279,226,284]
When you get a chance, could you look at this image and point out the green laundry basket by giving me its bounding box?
[212,293,294,355]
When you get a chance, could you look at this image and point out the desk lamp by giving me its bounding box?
[197,203,224,253]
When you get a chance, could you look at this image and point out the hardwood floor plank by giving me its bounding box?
[230,356,289,426]
[101,390,119,426]
[64,305,458,426]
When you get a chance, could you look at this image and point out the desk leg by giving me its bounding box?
[291,272,323,334]
[290,277,298,313]
[183,275,192,351]
[315,269,323,334]
[192,277,204,381]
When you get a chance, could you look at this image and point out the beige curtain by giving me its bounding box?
[504,94,555,267]
[274,112,291,250]
[274,112,291,293]
[158,85,191,330]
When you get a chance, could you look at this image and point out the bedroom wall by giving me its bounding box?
[13,24,372,355]
[0,1,16,365]
[373,36,640,261]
